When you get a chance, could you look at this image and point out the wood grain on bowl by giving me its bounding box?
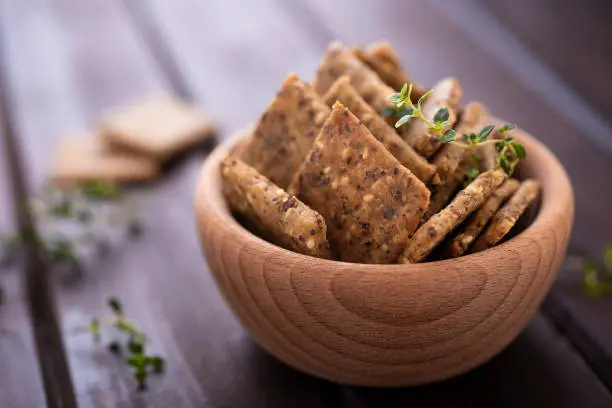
[194,122,574,386]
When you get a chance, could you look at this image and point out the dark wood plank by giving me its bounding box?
[479,0,612,125]
[337,315,612,408]
[543,264,612,390]
[1,0,339,406]
[0,119,47,408]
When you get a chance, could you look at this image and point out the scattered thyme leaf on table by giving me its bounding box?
[82,297,165,391]
[385,83,525,177]
[0,180,144,270]
[582,245,612,298]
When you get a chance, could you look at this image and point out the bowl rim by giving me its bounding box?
[195,118,574,271]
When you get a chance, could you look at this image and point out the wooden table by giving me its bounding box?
[1,1,611,407]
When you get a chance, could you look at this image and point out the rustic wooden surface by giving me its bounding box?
[0,0,610,407]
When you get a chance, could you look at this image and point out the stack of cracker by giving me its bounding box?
[52,96,217,186]
[220,41,540,263]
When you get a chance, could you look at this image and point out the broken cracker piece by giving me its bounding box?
[403,77,463,158]
[431,102,487,186]
[323,76,436,182]
[447,178,520,257]
[399,168,505,263]
[221,156,331,259]
[100,96,217,162]
[52,135,159,185]
[353,42,426,100]
[292,102,430,264]
[312,42,394,115]
[241,74,330,189]
[470,179,540,253]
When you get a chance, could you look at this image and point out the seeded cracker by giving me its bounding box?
[431,102,487,186]
[241,74,330,189]
[400,168,505,263]
[353,42,426,100]
[422,153,474,222]
[312,42,395,115]
[403,77,463,158]
[470,180,540,253]
[323,76,436,182]
[52,135,159,185]
[100,96,216,162]
[292,102,430,264]
[221,156,331,259]
[447,178,520,257]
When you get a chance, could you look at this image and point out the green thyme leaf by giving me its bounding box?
[417,89,432,106]
[128,338,144,354]
[149,356,165,373]
[603,245,612,273]
[440,129,456,143]
[395,114,412,128]
[499,123,517,133]
[463,168,480,187]
[46,239,76,262]
[80,180,122,200]
[433,108,449,123]
[399,83,408,99]
[512,142,526,160]
[108,297,123,315]
[500,159,511,175]
[386,93,404,105]
[477,125,495,142]
[89,317,101,342]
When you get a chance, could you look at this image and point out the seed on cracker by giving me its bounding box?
[323,76,436,182]
[431,102,487,186]
[221,156,331,259]
[312,42,394,115]
[399,168,505,263]
[52,134,159,186]
[470,179,540,253]
[403,77,463,158]
[99,95,217,162]
[241,73,330,189]
[353,42,426,100]
[292,102,430,264]
[447,178,520,257]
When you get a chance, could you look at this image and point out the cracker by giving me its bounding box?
[399,168,505,263]
[100,96,217,162]
[221,156,331,259]
[431,102,486,186]
[292,102,430,264]
[447,178,520,257]
[312,42,394,115]
[241,74,330,189]
[52,135,159,185]
[403,77,463,158]
[422,153,474,222]
[353,42,426,99]
[470,179,540,253]
[323,76,436,182]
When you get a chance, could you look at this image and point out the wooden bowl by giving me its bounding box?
[194,123,574,386]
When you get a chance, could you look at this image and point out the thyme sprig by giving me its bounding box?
[385,83,526,176]
[83,298,165,390]
[582,245,612,297]
[0,181,144,269]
